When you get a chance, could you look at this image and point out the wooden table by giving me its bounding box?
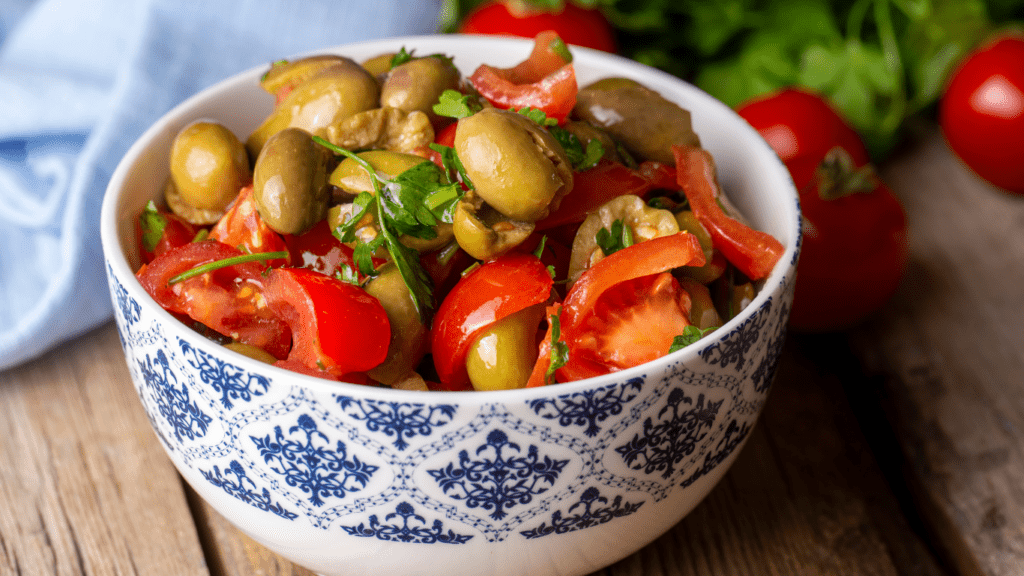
[2,127,1022,575]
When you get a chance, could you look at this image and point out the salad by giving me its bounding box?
[135,32,784,391]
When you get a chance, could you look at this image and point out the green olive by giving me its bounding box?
[363,263,429,386]
[259,55,345,97]
[676,277,721,330]
[674,210,726,284]
[223,342,278,364]
[455,107,573,222]
[568,195,679,286]
[323,107,434,154]
[361,52,397,77]
[246,58,380,158]
[573,77,701,164]
[452,197,534,260]
[465,303,545,391]
[168,121,249,218]
[381,56,461,128]
[561,120,622,164]
[252,127,331,235]
[163,178,225,226]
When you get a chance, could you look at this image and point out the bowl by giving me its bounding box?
[100,35,800,576]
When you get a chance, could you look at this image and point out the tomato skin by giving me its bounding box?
[136,240,291,358]
[209,185,289,266]
[940,33,1024,194]
[138,210,200,264]
[673,145,785,280]
[469,31,578,122]
[789,174,908,332]
[282,219,358,278]
[264,268,391,378]
[459,1,617,53]
[736,88,871,191]
[431,252,553,390]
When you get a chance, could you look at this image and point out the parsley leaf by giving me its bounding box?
[433,89,482,119]
[546,310,569,384]
[595,219,634,256]
[669,325,718,353]
[139,201,168,253]
[429,142,476,193]
[389,47,414,69]
[514,106,557,127]
[549,126,604,171]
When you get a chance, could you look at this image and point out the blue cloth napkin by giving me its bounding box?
[0,0,443,371]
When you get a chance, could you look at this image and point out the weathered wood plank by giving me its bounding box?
[0,323,209,576]
[851,129,1024,576]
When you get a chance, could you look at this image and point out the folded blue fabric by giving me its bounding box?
[0,0,442,371]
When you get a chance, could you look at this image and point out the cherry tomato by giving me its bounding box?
[940,33,1024,194]
[137,206,200,264]
[788,149,908,332]
[459,1,616,53]
[136,240,291,358]
[468,30,578,122]
[558,232,704,379]
[209,185,289,266]
[264,267,390,378]
[431,252,553,390]
[673,145,785,281]
[736,88,871,191]
[282,219,359,278]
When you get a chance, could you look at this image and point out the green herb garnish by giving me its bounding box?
[514,106,557,127]
[433,89,483,119]
[167,251,287,285]
[139,201,168,253]
[669,325,718,353]
[389,47,414,69]
[549,126,604,171]
[546,311,569,384]
[595,219,634,256]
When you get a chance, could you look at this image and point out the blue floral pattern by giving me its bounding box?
[180,338,271,409]
[527,378,643,437]
[138,349,212,444]
[340,502,473,544]
[200,460,298,520]
[335,396,456,450]
[520,487,644,539]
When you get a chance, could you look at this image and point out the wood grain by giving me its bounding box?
[850,129,1024,576]
[0,323,209,576]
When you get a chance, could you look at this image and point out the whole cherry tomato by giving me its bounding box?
[736,88,871,191]
[788,149,909,332]
[940,33,1024,194]
[459,0,616,53]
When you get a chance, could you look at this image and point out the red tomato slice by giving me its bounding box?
[468,31,578,122]
[535,160,676,231]
[672,145,784,280]
[431,252,553,389]
[282,219,359,278]
[210,185,289,266]
[264,268,390,378]
[570,272,691,370]
[137,208,200,264]
[136,240,291,358]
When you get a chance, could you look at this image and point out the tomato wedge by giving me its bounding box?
[431,252,553,390]
[535,160,676,231]
[264,268,390,378]
[283,219,359,278]
[558,232,705,379]
[137,205,201,264]
[468,31,578,122]
[136,240,291,358]
[672,145,784,280]
[210,185,289,266]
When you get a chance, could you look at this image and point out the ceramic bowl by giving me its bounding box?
[100,35,800,576]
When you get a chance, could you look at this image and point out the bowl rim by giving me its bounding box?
[100,33,800,403]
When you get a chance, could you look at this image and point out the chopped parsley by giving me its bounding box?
[669,325,718,353]
[595,219,634,256]
[139,201,168,253]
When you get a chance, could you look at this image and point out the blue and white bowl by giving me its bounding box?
[100,35,800,576]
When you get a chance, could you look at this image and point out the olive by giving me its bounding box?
[455,107,573,222]
[361,52,396,78]
[246,58,380,157]
[259,55,345,97]
[561,120,623,164]
[163,178,226,226]
[465,303,545,391]
[573,77,701,164]
[328,150,455,252]
[676,277,722,330]
[223,342,278,364]
[674,210,726,284]
[252,127,331,235]
[568,194,679,286]
[381,56,461,128]
[363,263,429,386]
[323,107,434,153]
[168,121,249,220]
[452,197,534,261]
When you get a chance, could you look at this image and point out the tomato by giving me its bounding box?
[672,145,785,281]
[468,30,578,122]
[459,1,616,53]
[264,267,390,378]
[137,206,200,264]
[283,219,359,278]
[788,148,908,332]
[136,240,291,358]
[431,252,553,389]
[535,160,677,231]
[558,232,704,379]
[209,185,289,266]
[940,33,1024,194]
[736,88,871,191]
